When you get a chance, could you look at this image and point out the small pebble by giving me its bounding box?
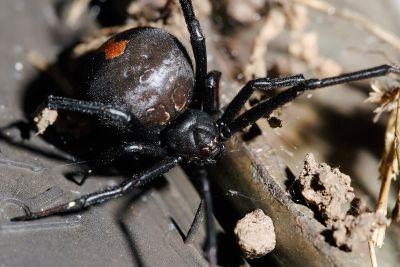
[234,209,276,259]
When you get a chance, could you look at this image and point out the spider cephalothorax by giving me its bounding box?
[163,109,224,164]
[11,0,400,266]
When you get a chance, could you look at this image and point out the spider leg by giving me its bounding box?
[203,71,222,114]
[201,171,217,267]
[68,142,167,185]
[222,65,400,137]
[184,199,205,244]
[40,95,159,143]
[11,156,181,221]
[178,0,207,108]
[219,74,305,126]
[184,168,217,266]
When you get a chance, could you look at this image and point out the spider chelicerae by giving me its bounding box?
[11,0,400,265]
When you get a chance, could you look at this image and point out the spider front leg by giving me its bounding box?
[68,142,167,185]
[11,156,181,221]
[38,95,159,143]
[219,74,305,126]
[224,64,400,136]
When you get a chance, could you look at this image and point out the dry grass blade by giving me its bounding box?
[368,240,378,267]
[366,79,400,265]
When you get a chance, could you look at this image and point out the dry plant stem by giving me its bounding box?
[395,95,400,173]
[368,240,378,267]
[372,106,398,248]
[289,0,400,52]
[392,96,400,222]
[373,139,394,247]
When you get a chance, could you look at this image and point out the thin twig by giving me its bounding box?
[373,130,395,247]
[368,240,378,267]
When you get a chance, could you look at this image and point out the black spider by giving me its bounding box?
[11,0,399,265]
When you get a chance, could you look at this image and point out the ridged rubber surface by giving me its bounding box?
[0,1,207,266]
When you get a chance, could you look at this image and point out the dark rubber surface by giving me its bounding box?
[0,1,207,266]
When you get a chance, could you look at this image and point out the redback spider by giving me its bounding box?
[11,0,400,265]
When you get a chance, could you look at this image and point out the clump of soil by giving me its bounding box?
[234,209,276,259]
[297,153,388,251]
[298,153,355,225]
[332,212,387,251]
[34,108,58,135]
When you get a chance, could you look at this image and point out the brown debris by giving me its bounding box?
[365,79,400,248]
[298,153,355,225]
[366,78,400,122]
[226,0,269,24]
[332,212,387,251]
[234,209,276,259]
[127,0,168,21]
[34,108,58,135]
[297,153,389,251]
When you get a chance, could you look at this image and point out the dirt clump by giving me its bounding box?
[297,153,388,251]
[34,108,58,135]
[332,212,387,251]
[234,209,276,259]
[298,153,355,225]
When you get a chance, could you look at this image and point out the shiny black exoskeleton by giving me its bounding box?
[12,0,400,265]
[164,109,224,164]
[86,27,194,130]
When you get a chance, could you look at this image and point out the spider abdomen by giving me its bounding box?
[85,27,194,130]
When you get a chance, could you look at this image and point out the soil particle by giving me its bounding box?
[297,153,389,251]
[34,108,58,135]
[298,153,355,225]
[332,212,387,251]
[234,209,276,259]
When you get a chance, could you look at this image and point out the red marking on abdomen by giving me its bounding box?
[102,39,129,60]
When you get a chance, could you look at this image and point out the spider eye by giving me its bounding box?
[200,146,212,156]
